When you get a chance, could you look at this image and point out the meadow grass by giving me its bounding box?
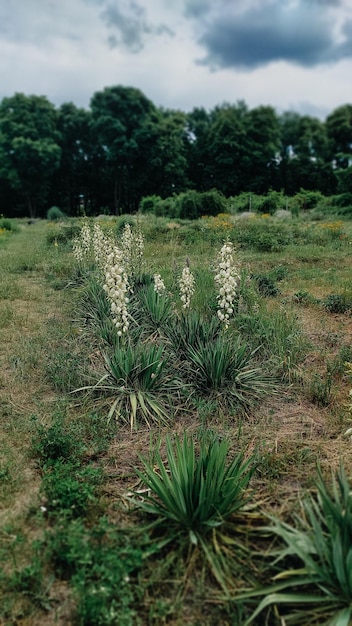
[1,215,352,624]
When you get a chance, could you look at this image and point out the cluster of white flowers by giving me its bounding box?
[214,240,239,328]
[179,265,195,310]
[103,246,130,336]
[92,223,114,272]
[135,230,144,271]
[72,221,92,263]
[153,273,166,296]
[120,223,144,278]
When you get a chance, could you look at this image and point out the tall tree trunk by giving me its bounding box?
[27,193,36,218]
[113,173,121,215]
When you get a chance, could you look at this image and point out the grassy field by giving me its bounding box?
[1,213,352,625]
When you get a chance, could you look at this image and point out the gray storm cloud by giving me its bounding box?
[184,0,352,70]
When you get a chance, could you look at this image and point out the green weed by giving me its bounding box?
[45,518,147,625]
[40,460,103,519]
[323,292,352,314]
[31,418,86,466]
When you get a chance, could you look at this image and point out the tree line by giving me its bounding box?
[0,85,351,218]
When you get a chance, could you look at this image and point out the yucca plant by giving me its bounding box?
[164,310,221,359]
[132,432,256,587]
[79,277,122,347]
[77,341,184,430]
[245,465,352,625]
[80,276,111,325]
[135,432,254,536]
[135,283,173,331]
[185,334,277,414]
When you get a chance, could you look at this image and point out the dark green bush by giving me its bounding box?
[177,190,203,220]
[253,274,280,297]
[293,291,317,305]
[291,189,324,211]
[323,293,352,314]
[46,223,81,245]
[47,206,66,221]
[0,218,20,233]
[332,192,352,208]
[139,194,163,213]
[257,190,285,215]
[198,189,228,216]
[177,189,227,220]
[155,196,178,218]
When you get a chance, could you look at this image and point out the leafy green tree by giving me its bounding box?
[244,105,281,192]
[0,93,61,217]
[143,108,189,198]
[187,103,280,196]
[326,104,352,169]
[53,102,95,215]
[278,111,335,195]
[202,101,249,195]
[90,85,159,213]
[186,107,214,191]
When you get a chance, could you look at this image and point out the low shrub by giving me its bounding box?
[0,218,20,233]
[235,217,292,252]
[139,194,163,214]
[31,418,85,466]
[253,274,280,297]
[40,460,102,519]
[177,189,227,220]
[45,518,146,625]
[47,206,66,221]
[46,223,81,245]
[291,189,324,211]
[323,292,352,314]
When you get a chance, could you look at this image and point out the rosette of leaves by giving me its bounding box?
[245,465,352,625]
[131,431,256,588]
[185,333,277,415]
[133,283,173,335]
[81,341,184,430]
[164,310,221,361]
[79,277,120,347]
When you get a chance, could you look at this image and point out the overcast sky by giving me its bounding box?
[1,0,352,119]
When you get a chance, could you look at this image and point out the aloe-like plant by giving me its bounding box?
[80,277,112,326]
[134,432,255,542]
[185,334,277,414]
[137,283,172,330]
[164,310,221,359]
[78,341,184,430]
[245,465,352,625]
[78,277,123,347]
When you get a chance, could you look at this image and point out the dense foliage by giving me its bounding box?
[0,87,352,217]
